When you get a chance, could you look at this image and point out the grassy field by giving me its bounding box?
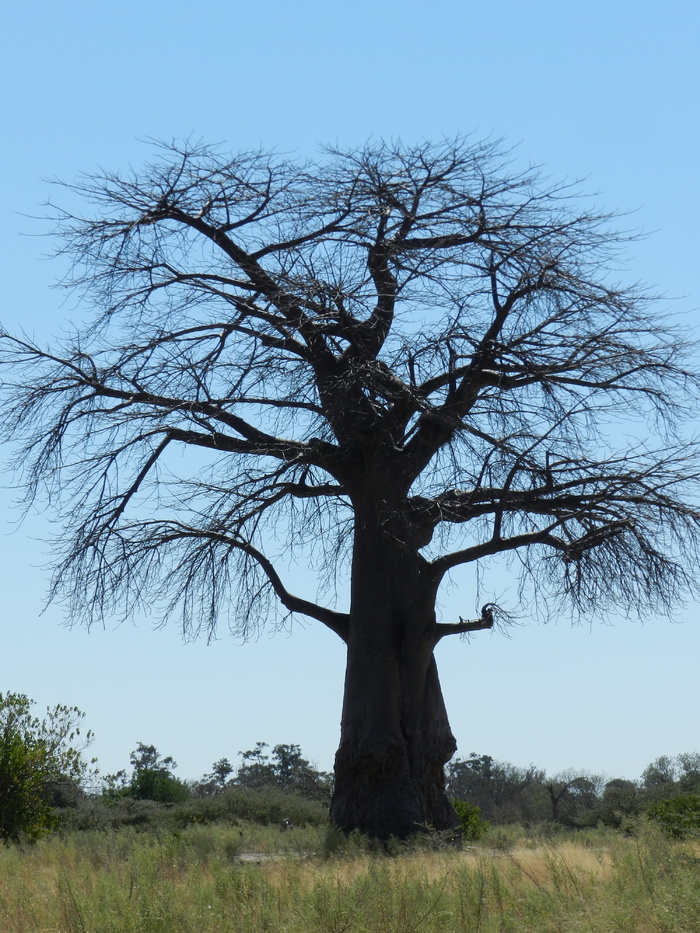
[1,822,699,932]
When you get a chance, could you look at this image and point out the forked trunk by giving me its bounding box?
[330,523,460,839]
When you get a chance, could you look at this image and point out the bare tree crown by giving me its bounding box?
[2,137,699,639]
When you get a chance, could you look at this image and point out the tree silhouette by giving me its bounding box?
[2,137,699,837]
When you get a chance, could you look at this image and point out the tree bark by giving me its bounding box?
[329,521,460,839]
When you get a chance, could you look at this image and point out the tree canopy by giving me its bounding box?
[3,137,698,634]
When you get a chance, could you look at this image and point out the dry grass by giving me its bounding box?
[0,823,699,932]
[501,840,612,887]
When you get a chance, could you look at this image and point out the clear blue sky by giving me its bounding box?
[1,0,698,783]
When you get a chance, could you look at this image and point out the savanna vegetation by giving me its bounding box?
[1,818,700,931]
[2,694,700,930]
[3,693,700,844]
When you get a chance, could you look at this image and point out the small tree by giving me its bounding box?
[538,771,604,826]
[0,692,93,843]
[235,742,274,787]
[640,751,700,802]
[453,799,489,840]
[677,753,700,793]
[126,743,190,803]
[236,742,332,802]
[641,755,679,802]
[599,778,642,828]
[2,137,700,838]
[208,757,234,788]
[642,755,677,788]
[446,753,542,823]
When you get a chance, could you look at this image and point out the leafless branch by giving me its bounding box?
[1,136,698,638]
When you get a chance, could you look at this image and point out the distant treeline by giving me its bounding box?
[445,751,700,829]
[87,741,700,831]
[3,680,699,843]
[83,741,700,834]
[99,740,333,807]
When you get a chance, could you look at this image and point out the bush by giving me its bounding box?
[58,783,330,835]
[177,784,328,828]
[453,799,489,841]
[646,795,700,838]
[56,795,175,834]
[0,693,93,843]
[130,769,190,804]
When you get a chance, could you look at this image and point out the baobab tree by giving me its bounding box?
[2,138,699,838]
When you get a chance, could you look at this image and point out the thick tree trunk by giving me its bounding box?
[330,522,460,839]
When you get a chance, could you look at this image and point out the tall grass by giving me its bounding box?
[1,823,699,931]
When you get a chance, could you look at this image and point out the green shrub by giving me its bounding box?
[453,799,489,840]
[0,693,93,844]
[211,784,328,828]
[130,769,191,803]
[646,795,700,838]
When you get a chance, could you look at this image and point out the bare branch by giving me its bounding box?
[1,135,698,643]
